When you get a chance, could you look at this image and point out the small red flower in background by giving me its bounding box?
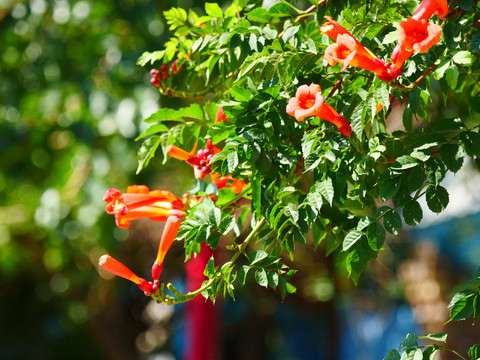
[321,17,398,82]
[286,84,352,137]
[104,185,185,229]
[167,139,220,179]
[412,0,449,21]
[391,18,442,69]
[215,106,228,123]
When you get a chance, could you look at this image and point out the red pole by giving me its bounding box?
[184,243,220,360]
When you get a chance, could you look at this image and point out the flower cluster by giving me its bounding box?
[150,64,169,87]
[99,215,182,295]
[103,185,185,229]
[321,0,448,80]
[167,139,219,179]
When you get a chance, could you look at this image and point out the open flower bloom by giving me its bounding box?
[412,0,449,21]
[151,215,182,281]
[104,185,185,229]
[215,106,228,123]
[321,17,395,82]
[391,18,442,69]
[99,255,154,295]
[210,173,246,195]
[286,84,352,137]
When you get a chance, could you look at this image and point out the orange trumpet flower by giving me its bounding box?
[104,185,185,229]
[391,18,442,69]
[99,255,154,295]
[151,216,182,281]
[321,17,397,82]
[210,173,247,195]
[412,0,449,21]
[215,106,228,123]
[286,84,352,137]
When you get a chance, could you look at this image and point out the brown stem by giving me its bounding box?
[326,76,343,99]
[413,63,438,86]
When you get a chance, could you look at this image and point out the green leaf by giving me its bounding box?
[267,271,279,289]
[238,265,250,285]
[403,200,423,227]
[440,144,464,173]
[468,344,480,360]
[445,65,459,89]
[460,131,480,157]
[282,26,300,44]
[391,156,418,171]
[383,349,401,360]
[255,268,268,287]
[144,103,204,123]
[452,51,475,66]
[346,246,368,285]
[382,30,398,44]
[250,250,268,265]
[424,157,446,186]
[136,135,162,174]
[413,348,422,360]
[205,2,223,18]
[384,210,402,235]
[285,203,299,224]
[399,333,418,351]
[449,291,475,321]
[277,186,296,200]
[307,191,323,214]
[374,83,390,109]
[419,333,447,342]
[407,166,425,192]
[204,257,215,277]
[425,185,449,213]
[367,223,386,251]
[357,217,372,231]
[434,60,451,80]
[458,0,474,10]
[317,178,334,206]
[136,123,169,140]
[343,230,364,251]
[380,179,401,201]
[471,33,480,54]
[469,96,480,113]
[227,151,239,172]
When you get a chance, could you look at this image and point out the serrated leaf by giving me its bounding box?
[440,144,464,173]
[460,131,480,157]
[205,2,223,18]
[419,333,447,342]
[424,157,446,186]
[357,217,372,231]
[346,246,368,285]
[382,30,398,44]
[227,151,239,172]
[407,166,425,192]
[445,65,459,89]
[399,333,418,351]
[449,292,475,321]
[452,51,475,66]
[434,60,450,80]
[277,186,296,200]
[250,250,269,265]
[367,222,386,251]
[471,33,480,54]
[413,348,422,360]
[238,265,250,285]
[403,200,423,227]
[317,178,334,205]
[374,84,390,109]
[285,203,299,224]
[426,185,449,213]
[255,268,268,287]
[391,155,418,171]
[380,179,401,201]
[282,26,300,44]
[468,344,480,360]
[137,135,162,174]
[383,349,401,360]
[384,210,402,235]
[307,191,323,214]
[343,230,364,251]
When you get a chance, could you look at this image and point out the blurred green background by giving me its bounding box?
[0,0,197,358]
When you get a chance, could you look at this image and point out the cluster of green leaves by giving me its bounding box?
[383,332,480,360]
[448,266,480,324]
[135,0,480,301]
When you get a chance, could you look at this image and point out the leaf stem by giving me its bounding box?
[281,0,303,14]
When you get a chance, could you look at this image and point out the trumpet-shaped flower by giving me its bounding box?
[321,17,396,82]
[99,255,154,295]
[391,18,442,69]
[104,185,185,229]
[286,84,352,137]
[151,215,182,281]
[412,0,449,21]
